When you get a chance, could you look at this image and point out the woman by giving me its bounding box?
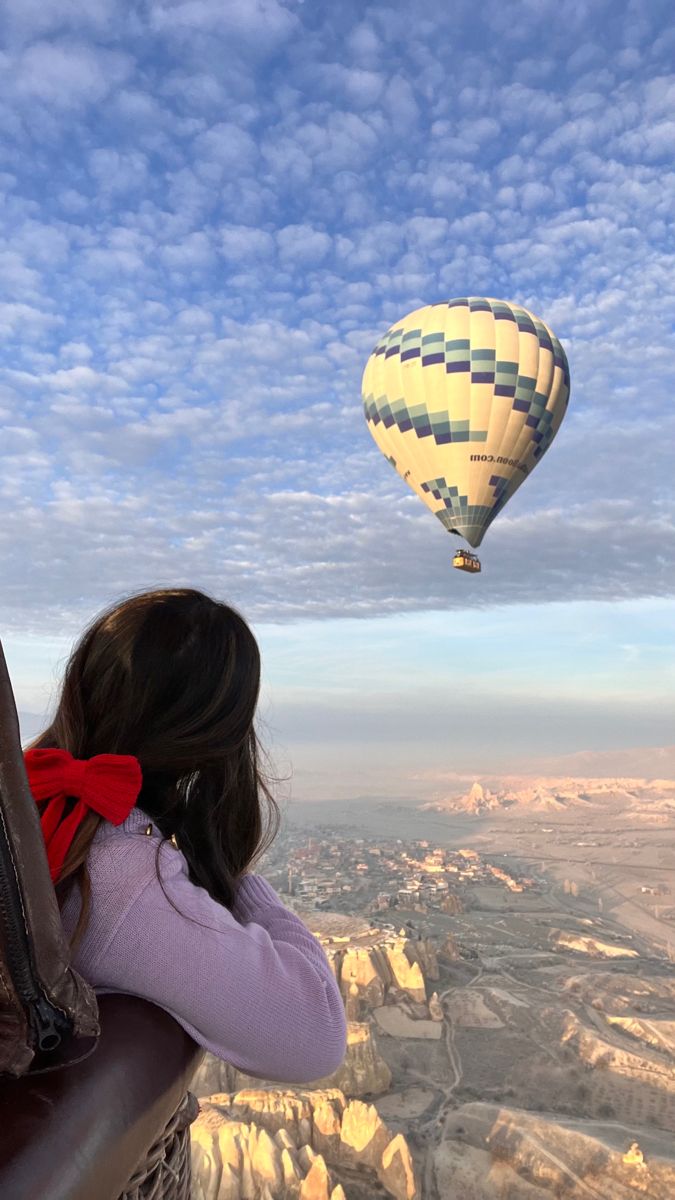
[24,587,347,1084]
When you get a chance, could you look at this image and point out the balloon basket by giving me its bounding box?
[452,551,481,573]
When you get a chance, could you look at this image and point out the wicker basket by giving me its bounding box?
[119,1091,200,1200]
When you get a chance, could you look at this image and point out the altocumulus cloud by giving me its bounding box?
[0,0,674,636]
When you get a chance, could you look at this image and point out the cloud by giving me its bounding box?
[382,76,419,127]
[1,0,118,46]
[38,365,131,393]
[0,0,672,642]
[88,149,150,198]
[193,122,259,181]
[219,225,276,262]
[0,303,63,337]
[310,64,386,109]
[277,224,332,266]
[148,0,299,56]
[11,40,133,109]
[345,23,381,64]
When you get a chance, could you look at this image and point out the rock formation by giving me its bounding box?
[427,991,444,1022]
[435,1102,675,1199]
[550,929,639,958]
[438,931,459,963]
[190,1087,419,1200]
[329,933,439,1013]
[192,1052,241,1101]
[420,775,675,816]
[325,1021,392,1097]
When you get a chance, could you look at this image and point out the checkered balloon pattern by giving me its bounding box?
[362,298,570,549]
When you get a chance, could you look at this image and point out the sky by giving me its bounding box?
[1,0,674,802]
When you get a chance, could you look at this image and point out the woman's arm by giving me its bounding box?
[87,842,347,1084]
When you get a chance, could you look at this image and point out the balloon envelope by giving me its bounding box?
[362,297,570,548]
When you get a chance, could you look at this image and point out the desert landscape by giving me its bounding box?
[186,776,675,1198]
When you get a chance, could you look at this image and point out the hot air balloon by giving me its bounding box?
[361,297,570,570]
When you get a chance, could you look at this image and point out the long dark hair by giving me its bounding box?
[26,587,284,955]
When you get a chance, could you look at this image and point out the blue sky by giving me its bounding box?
[1,1,674,799]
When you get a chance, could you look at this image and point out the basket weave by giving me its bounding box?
[119,1091,200,1200]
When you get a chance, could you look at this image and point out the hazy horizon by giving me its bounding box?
[8,594,675,802]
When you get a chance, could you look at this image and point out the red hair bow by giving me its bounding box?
[23,748,142,884]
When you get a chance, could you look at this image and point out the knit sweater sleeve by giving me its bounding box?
[85,843,347,1084]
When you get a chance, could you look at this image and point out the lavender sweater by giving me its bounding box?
[59,805,347,1084]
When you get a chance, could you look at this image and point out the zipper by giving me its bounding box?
[0,805,70,1052]
[30,991,65,1051]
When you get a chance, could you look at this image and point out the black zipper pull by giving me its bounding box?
[31,993,63,1052]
